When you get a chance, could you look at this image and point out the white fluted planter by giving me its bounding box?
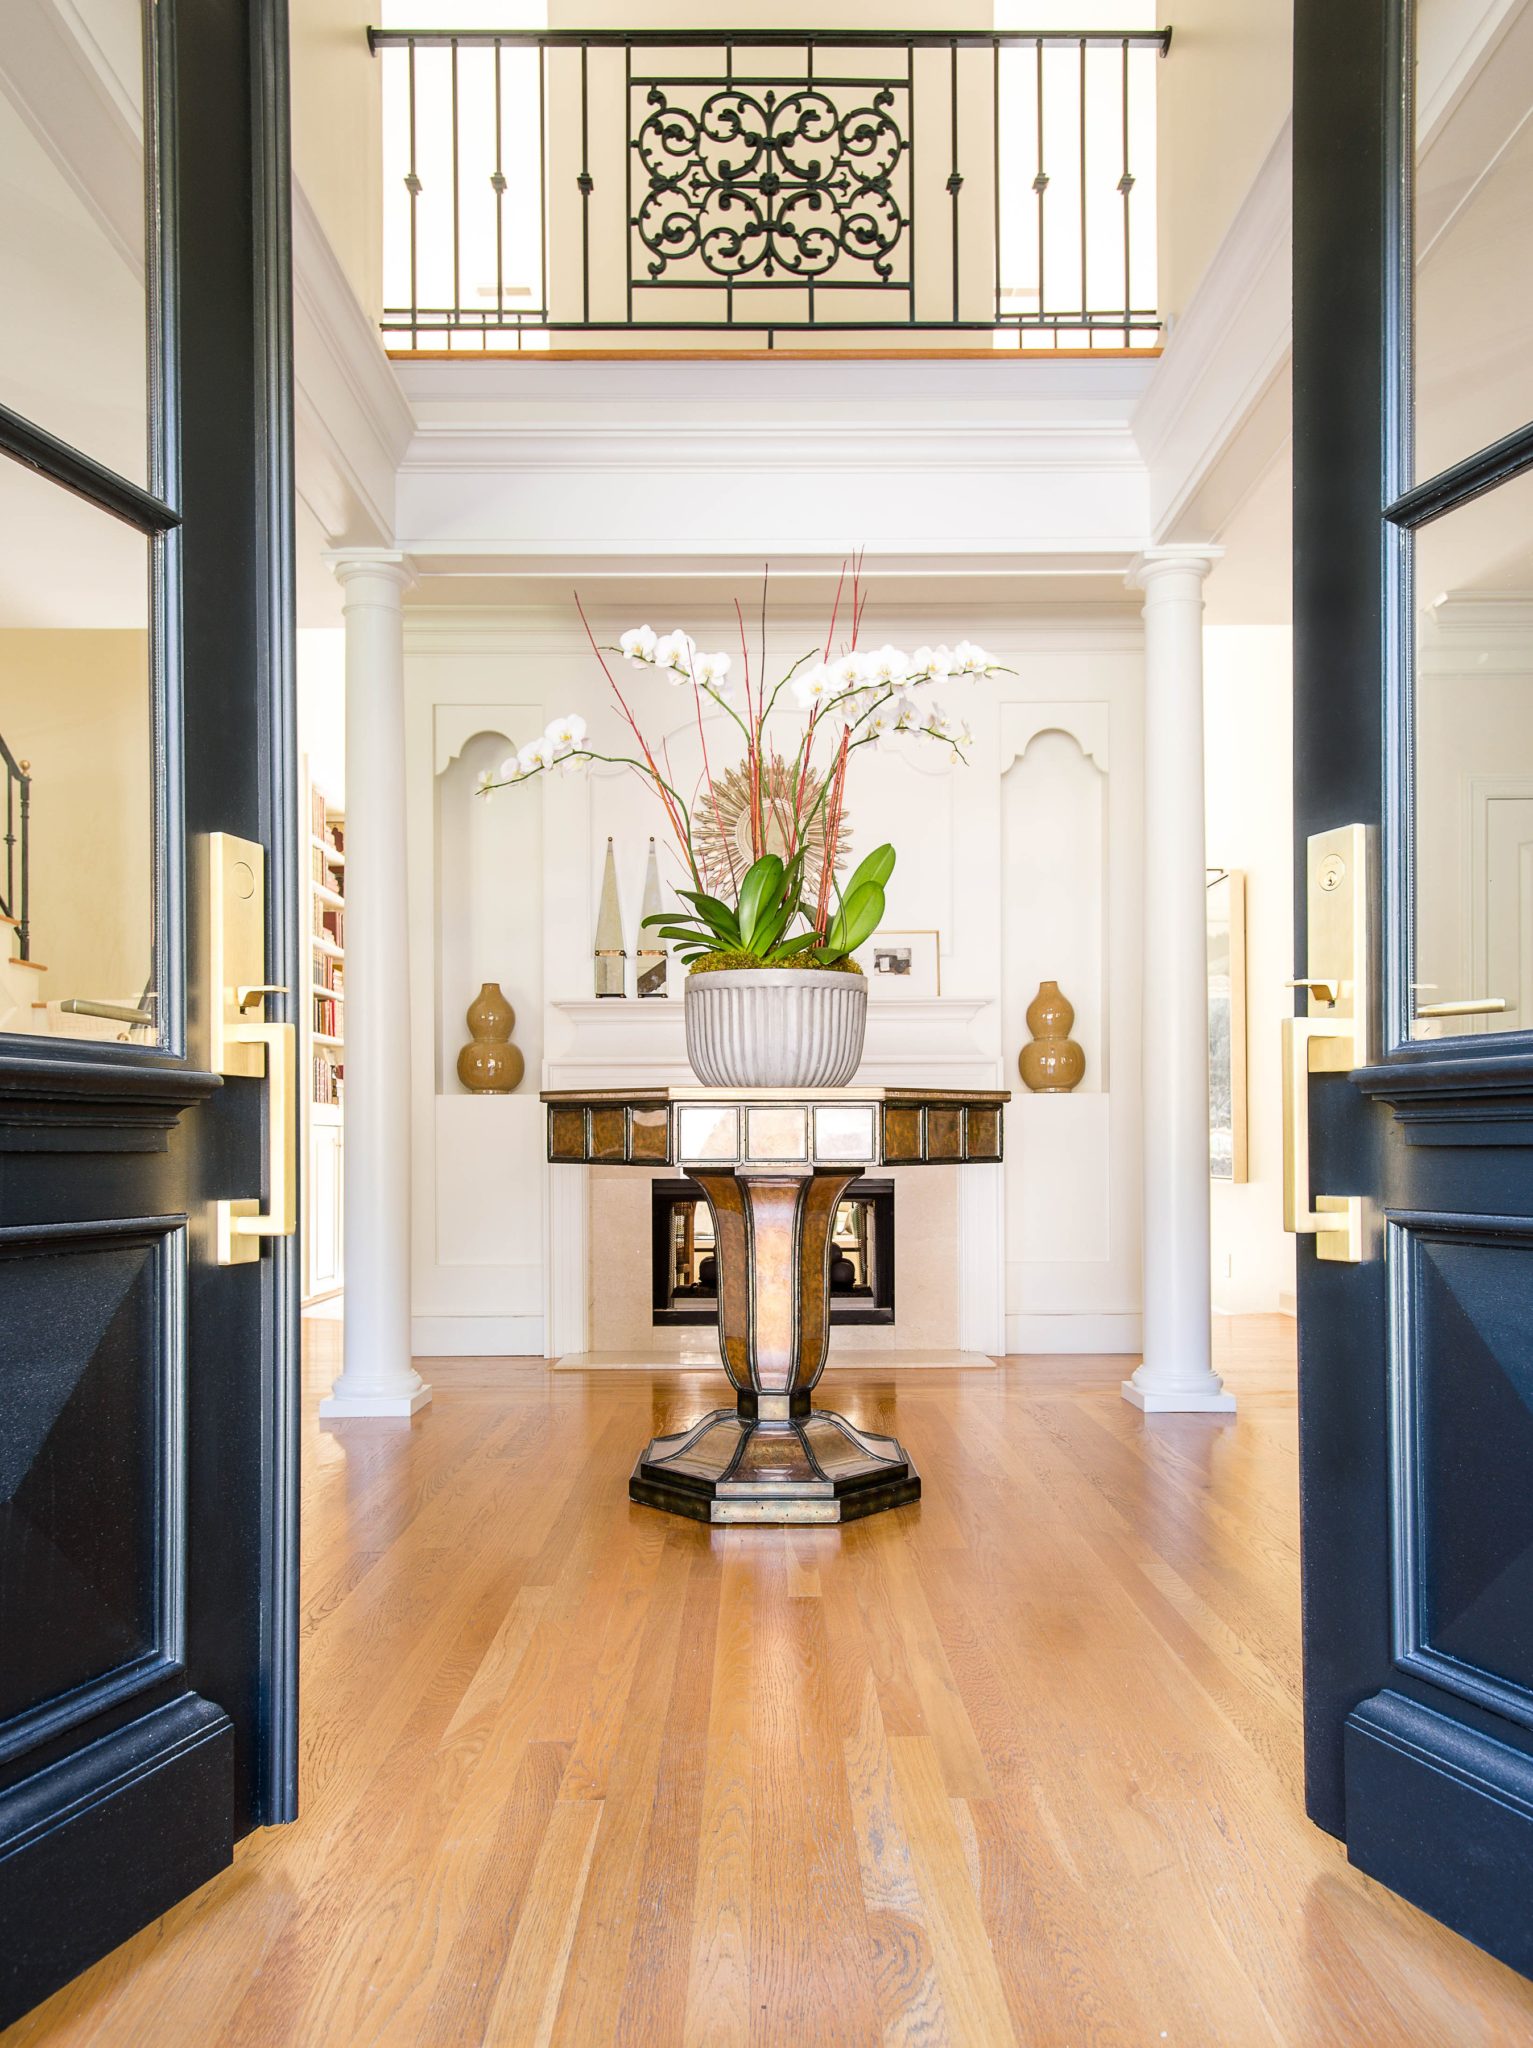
[684,970,868,1088]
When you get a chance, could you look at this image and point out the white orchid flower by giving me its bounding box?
[476,768,497,796]
[924,702,954,740]
[955,721,976,749]
[518,735,557,773]
[544,712,588,755]
[793,663,836,708]
[951,640,991,675]
[652,630,698,680]
[910,645,954,684]
[863,703,896,747]
[890,694,921,732]
[692,651,732,691]
[620,625,658,665]
[827,650,871,696]
[498,756,519,780]
[865,645,910,689]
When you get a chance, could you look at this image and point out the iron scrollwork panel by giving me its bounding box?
[631,74,911,307]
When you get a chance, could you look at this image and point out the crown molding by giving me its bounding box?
[291,184,414,547]
[399,418,1145,479]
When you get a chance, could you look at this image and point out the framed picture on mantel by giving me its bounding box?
[859,929,941,1000]
[1207,868,1248,1183]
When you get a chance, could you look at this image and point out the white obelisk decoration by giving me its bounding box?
[637,836,667,997]
[594,835,626,997]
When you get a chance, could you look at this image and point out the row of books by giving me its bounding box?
[310,842,344,890]
[312,901,345,947]
[313,1049,344,1107]
[313,954,344,996]
[309,785,328,843]
[312,993,342,1038]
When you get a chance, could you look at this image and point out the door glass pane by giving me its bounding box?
[1413,465,1533,1040]
[0,454,156,1045]
[1414,3,1533,484]
[0,0,150,484]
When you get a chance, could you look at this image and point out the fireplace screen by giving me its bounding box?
[652,1177,895,1327]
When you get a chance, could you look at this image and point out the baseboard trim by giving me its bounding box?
[1006,1312,1142,1355]
[411,1315,544,1357]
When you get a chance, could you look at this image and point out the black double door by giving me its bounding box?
[1296,0,1533,1976]
[0,0,298,2023]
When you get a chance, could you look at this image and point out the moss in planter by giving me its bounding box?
[688,951,863,975]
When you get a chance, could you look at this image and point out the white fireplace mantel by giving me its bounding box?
[542,993,1007,1361]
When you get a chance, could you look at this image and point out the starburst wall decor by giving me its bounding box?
[692,754,847,903]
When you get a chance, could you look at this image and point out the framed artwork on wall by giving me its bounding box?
[1207,869,1248,1182]
[859,929,941,999]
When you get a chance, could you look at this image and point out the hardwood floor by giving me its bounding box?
[10,1317,1533,2045]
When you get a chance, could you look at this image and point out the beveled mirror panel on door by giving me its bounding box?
[1411,463,1533,1041]
[0,453,157,1045]
[0,0,151,487]
[1414,0,1533,485]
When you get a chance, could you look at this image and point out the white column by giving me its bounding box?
[1123,546,1234,1414]
[319,552,431,1419]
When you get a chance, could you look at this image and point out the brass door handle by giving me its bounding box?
[1281,1014,1362,1263]
[216,1011,297,1265]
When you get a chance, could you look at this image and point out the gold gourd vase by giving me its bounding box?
[1019,980,1085,1093]
[456,982,525,1093]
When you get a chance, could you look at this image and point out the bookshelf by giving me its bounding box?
[304,768,345,1303]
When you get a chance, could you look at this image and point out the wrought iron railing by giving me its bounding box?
[369,26,1171,351]
[0,733,30,961]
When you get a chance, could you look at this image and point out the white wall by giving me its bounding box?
[1155,0,1292,323]
[1203,621,1295,1315]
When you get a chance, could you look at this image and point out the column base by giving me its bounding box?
[319,1379,433,1419]
[1121,1376,1236,1414]
[630,1407,920,1525]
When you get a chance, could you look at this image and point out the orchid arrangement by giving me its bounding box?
[477,569,1006,971]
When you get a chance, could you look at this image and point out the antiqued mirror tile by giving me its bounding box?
[813,1103,876,1162]
[884,1105,924,1162]
[677,1104,739,1162]
[548,1107,588,1161]
[629,1107,670,1161]
[926,1107,962,1160]
[745,1107,808,1160]
[589,1107,627,1161]
[965,1105,1002,1160]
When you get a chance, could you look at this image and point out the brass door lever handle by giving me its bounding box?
[1282,1014,1363,1263]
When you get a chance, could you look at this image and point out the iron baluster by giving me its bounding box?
[949,39,960,324]
[1078,36,1087,340]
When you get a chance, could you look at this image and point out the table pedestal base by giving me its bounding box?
[630,1406,920,1525]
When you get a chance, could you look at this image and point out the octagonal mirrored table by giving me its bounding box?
[543,1084,1010,1524]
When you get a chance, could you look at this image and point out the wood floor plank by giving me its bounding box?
[11,1321,1533,2047]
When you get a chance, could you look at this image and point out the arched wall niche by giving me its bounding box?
[1000,717,1108,1091]
[434,719,543,1091]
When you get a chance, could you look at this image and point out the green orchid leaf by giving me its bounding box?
[825,880,884,958]
[675,889,741,942]
[842,844,896,898]
[771,930,826,959]
[735,854,785,951]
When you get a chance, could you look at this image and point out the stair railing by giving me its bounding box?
[1,734,30,961]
